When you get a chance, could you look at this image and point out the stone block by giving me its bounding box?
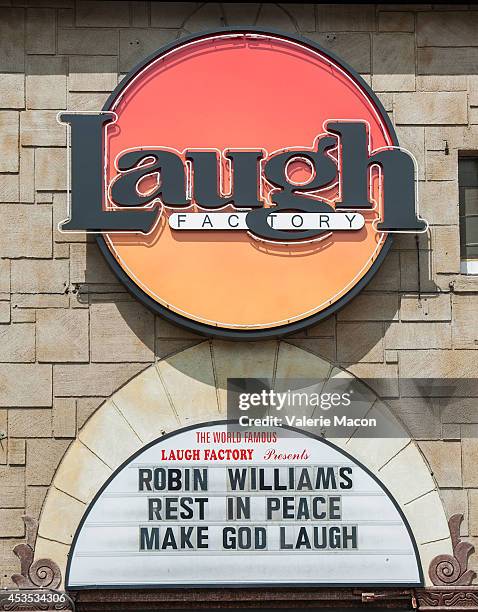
[38,487,85,544]
[317,4,374,31]
[58,28,118,55]
[418,441,462,487]
[8,438,25,466]
[372,34,415,92]
[54,440,111,504]
[0,302,10,324]
[26,485,47,519]
[400,294,451,321]
[418,180,458,226]
[405,490,450,545]
[396,126,425,180]
[255,4,296,30]
[79,400,142,469]
[131,1,148,27]
[69,56,117,92]
[440,489,468,536]
[67,92,108,113]
[53,398,76,439]
[35,147,67,190]
[345,362,399,398]
[155,338,200,360]
[76,1,130,26]
[0,410,6,464]
[469,490,478,537]
[90,302,154,362]
[426,151,456,181]
[76,397,104,430]
[400,349,478,380]
[37,309,89,363]
[212,341,278,412]
[0,259,9,296]
[26,75,66,110]
[26,9,55,54]
[385,322,451,349]
[11,259,68,294]
[0,364,52,407]
[366,251,400,291]
[0,323,35,362]
[156,317,202,339]
[70,243,118,284]
[12,294,69,309]
[337,293,399,321]
[463,437,478,488]
[113,366,179,443]
[387,397,441,440]
[337,322,384,363]
[399,250,435,293]
[0,174,19,202]
[119,29,179,72]
[1,205,52,258]
[0,9,24,72]
[0,74,24,109]
[150,3,197,27]
[274,4,315,31]
[379,442,436,505]
[0,466,25,508]
[417,75,467,92]
[378,11,414,32]
[417,11,478,47]
[26,439,70,486]
[305,316,336,338]
[303,32,371,74]
[395,92,467,125]
[452,295,478,348]
[182,3,223,29]
[418,47,478,76]
[20,111,66,146]
[286,338,336,364]
[19,146,34,203]
[0,509,24,537]
[432,226,460,274]
[53,362,146,397]
[0,111,19,172]
[157,342,220,425]
[8,409,52,438]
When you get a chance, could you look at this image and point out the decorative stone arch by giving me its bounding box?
[34,340,451,588]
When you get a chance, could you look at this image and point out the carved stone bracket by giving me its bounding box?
[429,514,476,587]
[11,516,62,590]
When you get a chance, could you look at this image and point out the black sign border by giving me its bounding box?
[97,27,395,340]
[65,419,424,590]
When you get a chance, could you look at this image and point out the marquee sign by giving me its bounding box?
[60,29,427,339]
[66,422,423,588]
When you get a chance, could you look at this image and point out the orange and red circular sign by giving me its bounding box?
[98,29,394,339]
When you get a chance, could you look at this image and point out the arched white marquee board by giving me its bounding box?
[66,420,423,588]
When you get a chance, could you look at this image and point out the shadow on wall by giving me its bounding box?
[77,226,437,369]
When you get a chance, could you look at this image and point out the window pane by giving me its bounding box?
[459,157,478,270]
[465,188,478,216]
[465,216,478,247]
[464,244,478,259]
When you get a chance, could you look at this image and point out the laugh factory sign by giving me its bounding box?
[60,29,426,338]
[66,423,422,588]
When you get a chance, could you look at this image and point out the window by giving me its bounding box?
[459,157,478,274]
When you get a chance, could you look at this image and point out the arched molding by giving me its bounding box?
[35,340,452,586]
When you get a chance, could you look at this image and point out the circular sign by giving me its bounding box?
[98,29,394,339]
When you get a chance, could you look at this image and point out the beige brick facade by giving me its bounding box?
[0,0,478,589]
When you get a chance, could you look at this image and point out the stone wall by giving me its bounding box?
[0,0,478,587]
